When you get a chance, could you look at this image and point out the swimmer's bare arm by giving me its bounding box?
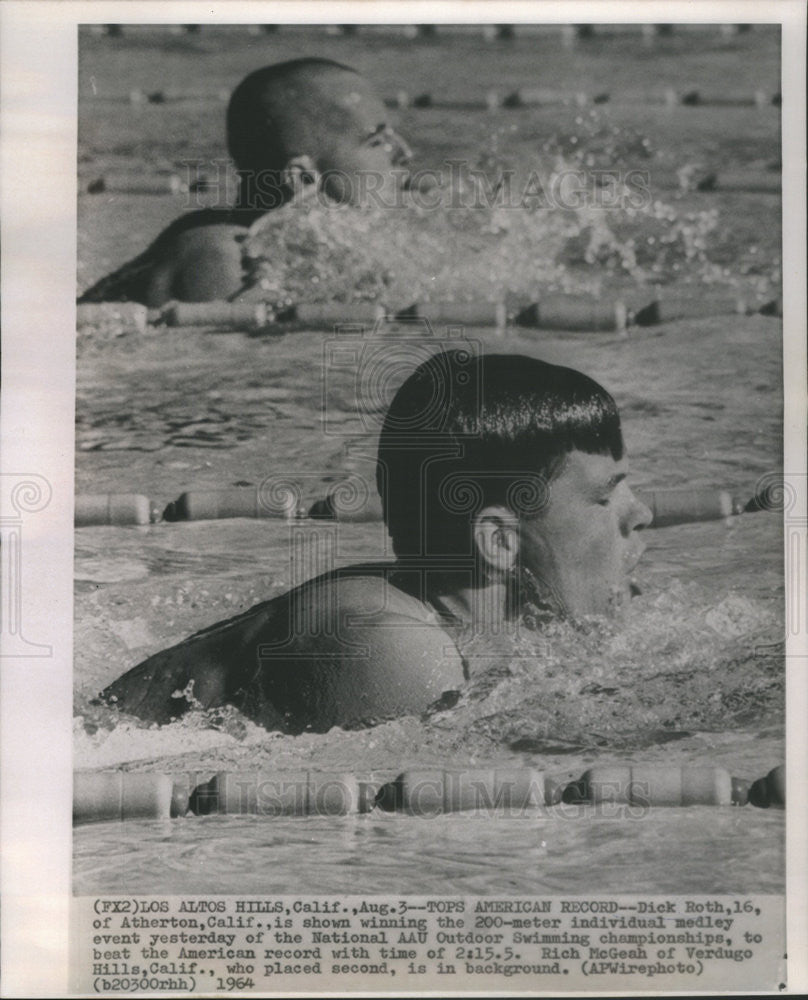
[99,612,253,724]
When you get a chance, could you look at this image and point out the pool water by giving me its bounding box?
[74,26,784,896]
[74,802,784,897]
[73,318,785,895]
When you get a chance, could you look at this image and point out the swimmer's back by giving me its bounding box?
[78,209,260,307]
[100,565,466,732]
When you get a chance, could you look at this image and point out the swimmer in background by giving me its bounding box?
[77,58,413,307]
[100,350,652,733]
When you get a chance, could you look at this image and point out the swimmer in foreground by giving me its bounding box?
[100,350,652,733]
[77,58,412,307]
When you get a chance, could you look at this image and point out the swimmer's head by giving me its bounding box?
[227,58,412,209]
[376,350,651,618]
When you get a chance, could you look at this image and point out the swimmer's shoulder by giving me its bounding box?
[242,565,467,730]
[187,563,464,666]
[77,207,266,306]
[226,563,453,632]
[151,207,264,245]
[101,564,466,729]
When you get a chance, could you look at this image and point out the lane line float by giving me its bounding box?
[73,764,783,825]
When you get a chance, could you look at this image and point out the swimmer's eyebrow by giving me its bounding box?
[586,470,626,502]
[592,472,627,497]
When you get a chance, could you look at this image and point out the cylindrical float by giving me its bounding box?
[502,88,570,108]
[482,24,515,41]
[485,90,502,110]
[395,301,506,329]
[749,765,785,809]
[163,487,299,522]
[758,297,782,317]
[563,765,743,806]
[386,90,410,109]
[74,771,183,824]
[731,777,749,806]
[642,24,673,44]
[171,776,191,818]
[162,300,270,330]
[678,90,766,107]
[401,95,493,111]
[637,488,740,528]
[76,302,149,333]
[516,296,627,333]
[132,87,228,104]
[377,768,560,815]
[308,490,384,523]
[631,296,749,326]
[707,171,780,194]
[75,493,154,527]
[651,169,780,195]
[278,302,386,329]
[189,771,369,816]
[85,174,185,196]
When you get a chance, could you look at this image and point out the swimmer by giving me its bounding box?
[78,58,412,307]
[227,57,413,211]
[100,350,652,733]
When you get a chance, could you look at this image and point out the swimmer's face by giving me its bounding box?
[518,451,652,618]
[228,62,412,209]
[318,120,413,205]
[293,76,411,205]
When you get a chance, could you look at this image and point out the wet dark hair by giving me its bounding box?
[376,350,624,559]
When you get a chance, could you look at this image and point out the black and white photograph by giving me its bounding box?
[1,1,806,995]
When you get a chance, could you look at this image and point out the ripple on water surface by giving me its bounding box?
[74,805,784,896]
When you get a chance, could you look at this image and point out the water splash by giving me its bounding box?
[431,583,782,750]
[74,583,782,769]
[240,114,778,310]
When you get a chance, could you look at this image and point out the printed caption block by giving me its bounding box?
[72,894,786,993]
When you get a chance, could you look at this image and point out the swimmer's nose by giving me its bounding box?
[628,488,653,533]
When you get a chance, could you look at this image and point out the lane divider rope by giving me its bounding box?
[73,764,785,825]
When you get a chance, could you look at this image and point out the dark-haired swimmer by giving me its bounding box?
[100,351,652,733]
[78,59,412,307]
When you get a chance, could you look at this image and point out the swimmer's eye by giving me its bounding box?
[596,473,627,507]
[363,124,412,163]
[364,124,393,148]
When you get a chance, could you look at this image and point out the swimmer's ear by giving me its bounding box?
[473,506,520,576]
[281,155,319,200]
